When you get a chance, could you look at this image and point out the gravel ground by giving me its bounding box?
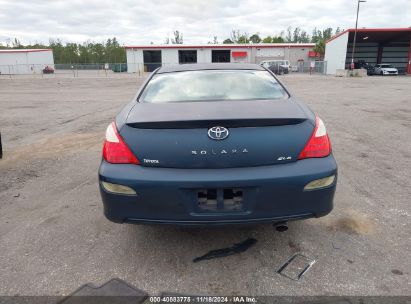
[0,73,410,296]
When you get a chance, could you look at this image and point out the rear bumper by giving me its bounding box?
[98,156,337,225]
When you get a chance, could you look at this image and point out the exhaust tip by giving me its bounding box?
[274,222,288,232]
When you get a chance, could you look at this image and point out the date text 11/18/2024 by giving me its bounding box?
[149,296,257,303]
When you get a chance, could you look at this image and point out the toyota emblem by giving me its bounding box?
[208,126,229,140]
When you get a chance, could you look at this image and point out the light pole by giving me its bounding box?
[351,0,366,69]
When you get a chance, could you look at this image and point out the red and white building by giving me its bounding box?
[125,43,316,73]
[324,28,411,74]
[0,49,54,75]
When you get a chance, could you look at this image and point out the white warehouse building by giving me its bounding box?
[125,43,316,73]
[0,49,54,75]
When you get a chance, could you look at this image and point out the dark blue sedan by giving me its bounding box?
[99,63,337,227]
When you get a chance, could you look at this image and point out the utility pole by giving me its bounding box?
[351,0,366,69]
[0,132,3,159]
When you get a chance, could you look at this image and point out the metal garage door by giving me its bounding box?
[381,44,409,74]
[346,42,378,68]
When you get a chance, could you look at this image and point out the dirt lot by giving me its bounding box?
[0,74,410,296]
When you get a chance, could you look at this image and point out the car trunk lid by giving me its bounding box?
[121,99,314,168]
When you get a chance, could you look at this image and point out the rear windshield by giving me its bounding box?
[140,70,288,103]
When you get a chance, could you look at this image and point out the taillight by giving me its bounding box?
[298,116,331,159]
[102,122,140,164]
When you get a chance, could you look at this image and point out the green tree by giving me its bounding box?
[299,30,310,43]
[237,35,249,44]
[311,28,321,43]
[292,27,301,42]
[49,39,65,64]
[272,36,285,43]
[65,43,79,64]
[262,36,272,43]
[249,33,261,43]
[1,37,126,64]
[313,39,326,58]
[322,28,333,40]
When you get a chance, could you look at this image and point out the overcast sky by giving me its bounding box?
[0,0,410,45]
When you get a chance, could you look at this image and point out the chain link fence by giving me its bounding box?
[0,63,175,78]
[0,61,327,78]
[294,61,327,74]
[0,63,141,78]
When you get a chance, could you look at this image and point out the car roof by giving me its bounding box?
[156,63,265,74]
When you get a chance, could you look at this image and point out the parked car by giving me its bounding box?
[366,65,375,76]
[42,66,54,74]
[260,60,290,75]
[99,63,337,226]
[373,64,398,76]
[353,60,374,75]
